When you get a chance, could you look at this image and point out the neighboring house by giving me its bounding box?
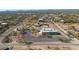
[39,27,61,36]
[38,16,48,22]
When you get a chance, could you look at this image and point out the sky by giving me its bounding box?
[0,0,79,10]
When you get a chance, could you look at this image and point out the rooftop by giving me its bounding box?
[39,27,58,33]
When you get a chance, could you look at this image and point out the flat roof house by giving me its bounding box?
[39,27,61,36]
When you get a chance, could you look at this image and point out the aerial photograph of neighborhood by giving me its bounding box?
[0,9,79,50]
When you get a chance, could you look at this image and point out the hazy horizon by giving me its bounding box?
[0,9,79,11]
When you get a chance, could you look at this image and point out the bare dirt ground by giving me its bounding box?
[56,23,79,30]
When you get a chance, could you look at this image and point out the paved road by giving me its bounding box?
[1,41,79,50]
[0,18,26,49]
[5,42,79,48]
[0,17,27,43]
[0,25,19,42]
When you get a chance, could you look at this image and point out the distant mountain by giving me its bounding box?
[0,9,79,14]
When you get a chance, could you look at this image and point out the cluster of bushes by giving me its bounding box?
[19,38,32,45]
[54,12,79,23]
